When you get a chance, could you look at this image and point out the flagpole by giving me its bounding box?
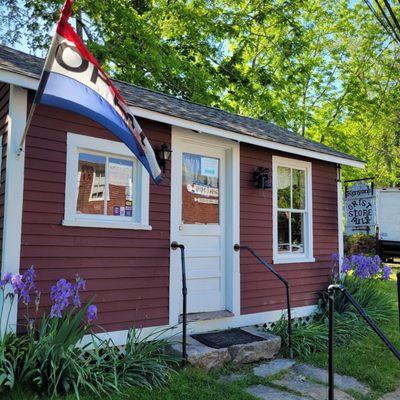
[17,25,60,156]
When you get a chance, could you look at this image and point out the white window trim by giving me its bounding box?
[63,132,151,230]
[272,156,314,264]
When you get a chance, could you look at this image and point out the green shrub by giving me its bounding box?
[268,316,327,357]
[0,269,178,398]
[268,275,394,357]
[344,234,377,256]
[319,274,395,323]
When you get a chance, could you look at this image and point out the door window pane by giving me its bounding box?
[291,212,304,253]
[277,166,291,208]
[107,158,134,217]
[182,153,219,224]
[278,211,290,252]
[77,153,106,215]
[292,169,305,210]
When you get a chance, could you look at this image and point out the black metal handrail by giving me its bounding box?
[397,272,400,333]
[171,241,187,368]
[234,244,293,358]
[327,284,400,400]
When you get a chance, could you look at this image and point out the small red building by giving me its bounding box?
[0,45,364,342]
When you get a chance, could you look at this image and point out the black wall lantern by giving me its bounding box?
[254,167,272,189]
[156,143,172,173]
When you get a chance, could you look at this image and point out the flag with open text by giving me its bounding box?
[35,0,162,183]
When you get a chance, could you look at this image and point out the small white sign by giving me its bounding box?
[201,157,219,178]
[109,163,132,187]
[344,180,376,234]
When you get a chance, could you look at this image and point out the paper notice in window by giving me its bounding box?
[200,157,218,178]
[109,163,132,187]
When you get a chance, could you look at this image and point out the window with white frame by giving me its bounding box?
[64,133,150,230]
[273,156,313,263]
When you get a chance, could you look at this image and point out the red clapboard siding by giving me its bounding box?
[240,143,338,315]
[0,83,9,270]
[18,100,171,332]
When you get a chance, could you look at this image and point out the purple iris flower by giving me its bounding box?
[340,253,391,280]
[72,275,86,307]
[50,278,74,318]
[86,305,98,322]
[381,265,392,280]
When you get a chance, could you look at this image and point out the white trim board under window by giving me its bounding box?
[272,156,314,264]
[63,133,151,230]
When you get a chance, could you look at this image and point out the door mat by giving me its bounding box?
[191,328,265,349]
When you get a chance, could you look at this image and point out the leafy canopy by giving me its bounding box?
[1,0,399,185]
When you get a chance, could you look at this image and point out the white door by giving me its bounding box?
[171,133,226,314]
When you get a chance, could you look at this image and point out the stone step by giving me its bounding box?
[169,326,281,370]
[253,358,296,378]
[292,364,370,396]
[379,388,400,400]
[246,384,308,400]
[273,371,354,400]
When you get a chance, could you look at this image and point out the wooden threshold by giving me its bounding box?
[179,310,234,323]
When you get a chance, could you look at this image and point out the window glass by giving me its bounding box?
[76,153,135,219]
[291,212,304,253]
[278,211,290,252]
[182,153,219,224]
[276,164,308,256]
[292,169,305,209]
[107,158,134,217]
[277,166,291,208]
[77,153,106,215]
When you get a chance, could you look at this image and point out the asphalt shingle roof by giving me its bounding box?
[0,44,362,164]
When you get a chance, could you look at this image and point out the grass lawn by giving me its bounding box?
[3,273,399,400]
[298,274,400,398]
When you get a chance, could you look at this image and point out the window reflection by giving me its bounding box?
[107,158,134,217]
[77,153,106,215]
[76,153,135,218]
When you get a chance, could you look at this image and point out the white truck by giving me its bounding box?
[376,188,400,260]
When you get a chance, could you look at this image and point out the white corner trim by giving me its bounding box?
[79,304,318,347]
[0,69,364,169]
[64,132,150,230]
[272,156,314,264]
[1,85,27,334]
[337,165,344,274]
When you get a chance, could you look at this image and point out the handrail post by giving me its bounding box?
[171,241,187,368]
[397,272,400,333]
[328,285,335,400]
[328,285,400,386]
[234,243,293,359]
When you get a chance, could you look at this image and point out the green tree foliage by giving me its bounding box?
[0,0,399,185]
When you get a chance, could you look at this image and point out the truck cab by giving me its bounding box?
[376,188,400,261]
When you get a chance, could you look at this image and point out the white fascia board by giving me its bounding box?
[0,68,38,91]
[0,68,365,168]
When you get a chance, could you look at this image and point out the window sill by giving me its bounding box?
[62,219,152,230]
[273,257,315,265]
